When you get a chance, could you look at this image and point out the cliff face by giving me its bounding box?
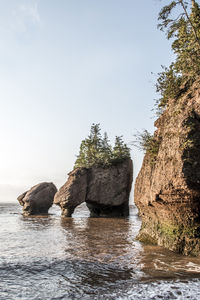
[54,159,133,217]
[134,83,200,255]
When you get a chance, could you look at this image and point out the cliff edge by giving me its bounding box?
[134,82,200,255]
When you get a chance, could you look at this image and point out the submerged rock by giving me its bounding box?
[54,159,133,217]
[18,182,57,216]
[134,82,200,255]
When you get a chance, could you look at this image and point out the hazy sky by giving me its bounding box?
[0,0,173,202]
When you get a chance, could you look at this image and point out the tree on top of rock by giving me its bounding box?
[74,124,130,169]
[74,124,101,168]
[112,136,131,162]
[98,132,113,166]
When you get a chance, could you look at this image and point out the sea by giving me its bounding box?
[1,202,200,300]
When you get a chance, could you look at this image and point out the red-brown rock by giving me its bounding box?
[134,82,200,255]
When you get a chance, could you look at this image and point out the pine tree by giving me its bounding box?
[156,0,200,110]
[98,132,112,166]
[74,125,130,168]
[86,123,102,166]
[74,123,102,168]
[112,136,130,162]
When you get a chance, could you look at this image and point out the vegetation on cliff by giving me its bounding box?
[132,130,161,165]
[134,1,200,256]
[156,0,200,111]
[74,124,130,169]
[134,0,200,163]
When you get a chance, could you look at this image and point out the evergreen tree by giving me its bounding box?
[112,136,131,162]
[156,0,200,110]
[74,123,102,168]
[86,123,102,166]
[74,125,130,168]
[98,132,112,166]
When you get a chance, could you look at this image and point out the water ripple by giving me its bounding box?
[1,203,200,299]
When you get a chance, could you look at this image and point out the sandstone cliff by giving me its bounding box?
[54,159,133,217]
[134,82,200,255]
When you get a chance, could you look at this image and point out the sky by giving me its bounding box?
[0,0,174,202]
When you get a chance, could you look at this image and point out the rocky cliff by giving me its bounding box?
[134,82,200,255]
[54,159,133,217]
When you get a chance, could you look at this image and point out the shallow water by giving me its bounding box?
[1,203,200,299]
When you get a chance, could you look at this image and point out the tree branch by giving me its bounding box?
[179,0,200,49]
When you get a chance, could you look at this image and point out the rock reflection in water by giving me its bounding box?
[60,216,142,267]
[60,206,200,281]
[1,203,200,299]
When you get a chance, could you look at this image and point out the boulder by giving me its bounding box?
[54,159,133,217]
[18,182,57,216]
[134,81,200,255]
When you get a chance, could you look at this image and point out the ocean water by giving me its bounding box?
[1,203,200,300]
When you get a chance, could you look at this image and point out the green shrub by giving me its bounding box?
[132,130,161,164]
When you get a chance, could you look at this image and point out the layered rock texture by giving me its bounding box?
[134,82,200,255]
[54,159,133,217]
[18,182,57,216]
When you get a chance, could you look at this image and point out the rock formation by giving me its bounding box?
[134,82,200,255]
[54,168,88,217]
[18,182,57,216]
[54,159,133,217]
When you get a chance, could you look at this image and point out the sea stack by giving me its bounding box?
[54,159,133,217]
[18,182,57,216]
[134,81,200,255]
